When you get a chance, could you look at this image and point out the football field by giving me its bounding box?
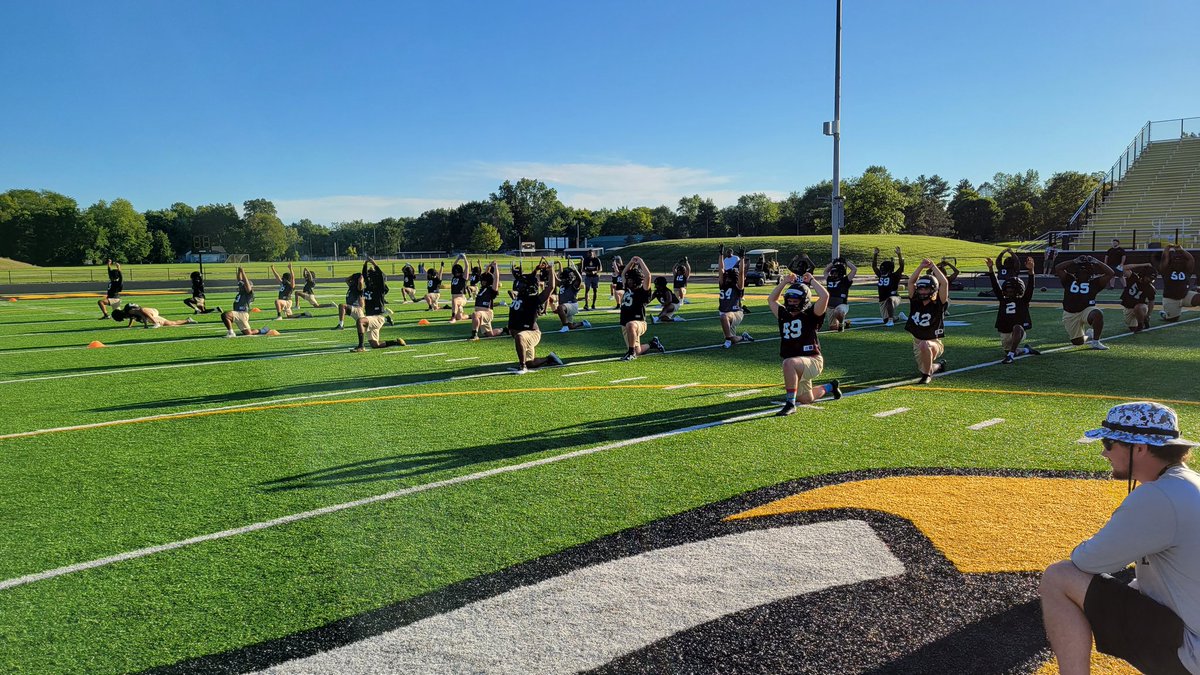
[0,284,1196,674]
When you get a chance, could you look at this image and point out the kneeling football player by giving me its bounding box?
[906,260,949,384]
[768,273,841,416]
[986,255,1039,363]
[1054,255,1114,349]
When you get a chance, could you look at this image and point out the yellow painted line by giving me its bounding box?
[898,385,1200,407]
[727,475,1126,574]
[3,383,779,440]
[2,290,184,300]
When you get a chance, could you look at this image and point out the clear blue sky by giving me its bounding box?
[2,0,1198,224]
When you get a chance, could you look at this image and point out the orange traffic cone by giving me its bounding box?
[6,297,16,302]
[417,318,430,326]
[87,341,106,348]
[265,329,280,336]
[250,307,262,313]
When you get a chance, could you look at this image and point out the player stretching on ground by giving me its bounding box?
[294,268,322,308]
[581,249,602,311]
[872,247,905,326]
[672,257,691,304]
[334,272,365,330]
[906,259,949,384]
[467,264,480,300]
[353,257,406,352]
[449,254,470,323]
[112,304,197,328]
[719,246,754,348]
[222,267,270,337]
[618,256,664,361]
[469,262,504,340]
[270,263,310,319]
[824,257,857,332]
[986,255,1039,363]
[1120,264,1157,332]
[1158,244,1198,322]
[1055,255,1114,350]
[507,270,562,374]
[651,276,682,323]
[97,259,122,318]
[183,271,219,314]
[555,259,590,332]
[768,273,841,416]
[424,262,445,311]
[400,264,418,303]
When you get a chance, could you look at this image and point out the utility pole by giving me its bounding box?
[824,0,844,258]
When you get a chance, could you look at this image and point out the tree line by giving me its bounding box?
[0,168,1098,265]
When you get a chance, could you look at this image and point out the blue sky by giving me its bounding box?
[2,0,1198,224]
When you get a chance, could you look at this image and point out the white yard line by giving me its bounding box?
[873,407,910,418]
[411,352,448,359]
[663,382,700,390]
[561,370,598,377]
[445,356,479,362]
[967,418,1005,430]
[725,388,763,398]
[610,376,647,383]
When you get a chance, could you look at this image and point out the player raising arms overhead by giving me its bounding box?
[554,259,590,332]
[334,272,365,330]
[1055,254,1115,350]
[986,255,1040,363]
[824,256,857,332]
[400,263,418,303]
[424,262,445,311]
[768,273,841,417]
[651,276,682,323]
[469,262,505,340]
[1158,244,1198,323]
[97,259,123,319]
[269,263,310,319]
[506,269,563,374]
[449,253,470,323]
[618,256,664,361]
[294,267,322,308]
[183,271,219,314]
[353,257,406,352]
[1120,264,1157,332]
[672,257,691,304]
[872,246,905,326]
[222,267,271,337]
[718,246,754,348]
[906,259,949,384]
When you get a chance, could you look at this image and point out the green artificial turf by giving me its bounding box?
[0,284,1196,673]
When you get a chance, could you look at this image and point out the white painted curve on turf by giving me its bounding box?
[255,520,904,674]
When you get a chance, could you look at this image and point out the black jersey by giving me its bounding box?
[827,277,853,306]
[652,287,679,306]
[302,276,315,294]
[190,277,205,299]
[345,286,363,308]
[988,271,1034,332]
[507,293,543,333]
[468,272,479,287]
[778,306,824,359]
[363,286,385,316]
[1061,276,1104,313]
[1120,279,1155,309]
[611,266,625,291]
[583,257,601,278]
[450,275,467,295]
[106,270,123,298]
[558,270,581,304]
[402,269,416,289]
[876,272,903,300]
[427,275,442,293]
[232,282,254,312]
[673,268,688,288]
[905,297,947,341]
[717,285,743,313]
[1105,247,1126,268]
[474,286,498,309]
[1163,265,1191,300]
[278,278,294,300]
[619,286,652,324]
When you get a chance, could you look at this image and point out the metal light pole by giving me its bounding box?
[825,0,844,259]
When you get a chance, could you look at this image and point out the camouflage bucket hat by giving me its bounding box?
[1084,401,1197,448]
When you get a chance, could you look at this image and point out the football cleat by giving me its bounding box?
[1089,340,1109,350]
[582,320,592,328]
[650,337,665,353]
[776,402,797,417]
[1002,353,1015,364]
[723,339,732,349]
[917,374,932,385]
[548,352,564,366]
[741,332,755,343]
[828,379,842,400]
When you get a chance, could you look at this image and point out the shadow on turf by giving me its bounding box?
[257,398,774,492]
[24,345,343,378]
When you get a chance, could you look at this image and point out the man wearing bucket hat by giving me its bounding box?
[1040,401,1200,674]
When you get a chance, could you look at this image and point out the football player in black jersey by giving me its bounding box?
[449,253,470,323]
[423,262,445,311]
[507,270,563,373]
[618,257,664,361]
[1120,264,1158,332]
[535,259,558,315]
[400,264,418,303]
[554,259,590,332]
[98,259,123,319]
[582,249,602,310]
[768,273,841,416]
[1157,244,1198,322]
[872,246,905,326]
[334,272,365,330]
[824,257,857,332]
[353,257,406,352]
[111,304,197,328]
[986,255,1040,363]
[718,246,754,348]
[294,268,322,309]
[222,267,271,337]
[183,271,220,315]
[651,276,682,324]
[672,257,691,305]
[995,247,1020,285]
[936,258,960,290]
[906,259,950,384]
[1054,255,1115,349]
[470,262,505,340]
[610,255,626,308]
[269,263,310,319]
[467,264,481,300]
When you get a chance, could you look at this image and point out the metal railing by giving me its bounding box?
[1068,117,1200,229]
[1019,223,1199,253]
